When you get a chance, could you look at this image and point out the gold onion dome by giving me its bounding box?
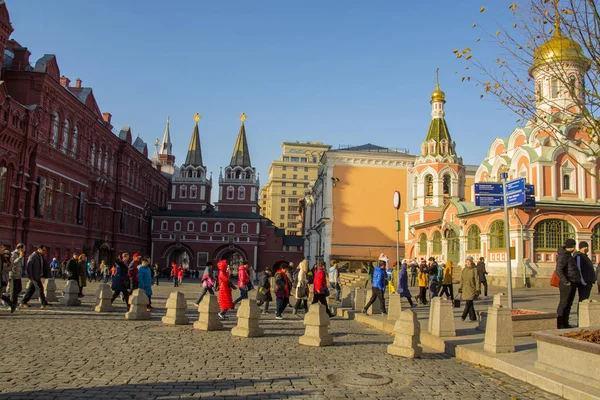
[431,83,446,103]
[530,27,590,74]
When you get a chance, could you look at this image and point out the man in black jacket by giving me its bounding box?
[555,238,578,329]
[572,241,597,302]
[476,257,489,299]
[20,244,51,309]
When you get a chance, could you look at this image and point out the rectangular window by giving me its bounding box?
[303,175,308,180]
[282,166,287,170]
[281,199,286,203]
[288,206,298,212]
[304,183,309,188]
[293,167,298,171]
[312,157,317,163]
[287,222,296,228]
[282,174,286,179]
[197,252,209,268]
[57,182,65,222]
[280,214,285,219]
[283,157,289,161]
[292,191,297,195]
[281,190,286,195]
[292,183,297,187]
[291,157,299,162]
[45,178,55,221]
[280,206,285,211]
[228,224,235,233]
[281,182,287,187]
[304,167,309,172]
[279,223,284,228]
[293,175,297,179]
[301,158,307,162]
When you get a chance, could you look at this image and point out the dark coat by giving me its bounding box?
[66,258,79,281]
[572,251,597,285]
[556,246,579,284]
[25,251,45,281]
[476,261,488,283]
[111,258,129,292]
[398,265,412,298]
[256,271,272,302]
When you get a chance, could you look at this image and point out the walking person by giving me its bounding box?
[416,264,429,305]
[50,258,59,279]
[128,253,141,293]
[111,252,130,309]
[77,254,87,297]
[137,256,153,311]
[193,262,215,306]
[232,261,251,308]
[7,244,25,313]
[329,260,341,302]
[216,260,235,320]
[409,260,418,287]
[153,263,161,285]
[362,260,388,315]
[438,261,454,300]
[476,257,489,299]
[572,241,596,302]
[293,260,309,314]
[1,248,15,311]
[556,238,579,329]
[274,264,291,319]
[459,256,479,322]
[256,267,273,314]
[20,244,51,309]
[312,262,335,318]
[426,257,439,300]
[177,266,184,286]
[398,260,416,308]
[171,262,179,287]
[66,252,79,283]
[100,260,109,283]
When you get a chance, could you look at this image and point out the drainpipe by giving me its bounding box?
[512,208,528,288]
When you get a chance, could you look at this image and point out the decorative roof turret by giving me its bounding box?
[159,116,172,156]
[422,70,455,157]
[229,113,252,168]
[183,113,204,167]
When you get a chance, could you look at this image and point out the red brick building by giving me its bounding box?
[150,114,303,272]
[0,2,170,262]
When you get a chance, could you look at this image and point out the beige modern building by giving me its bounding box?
[260,142,331,235]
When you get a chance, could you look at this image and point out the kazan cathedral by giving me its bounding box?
[405,21,600,288]
[150,114,302,273]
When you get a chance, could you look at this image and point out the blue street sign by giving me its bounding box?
[506,191,526,207]
[506,178,525,194]
[474,182,504,195]
[475,195,504,207]
[525,184,535,196]
[520,197,536,208]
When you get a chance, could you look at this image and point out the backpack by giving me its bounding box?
[307,270,314,284]
[274,272,286,291]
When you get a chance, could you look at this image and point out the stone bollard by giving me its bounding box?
[94,284,115,312]
[125,289,151,320]
[60,280,81,306]
[340,285,353,308]
[483,305,514,353]
[162,291,189,325]
[387,292,402,321]
[193,294,223,331]
[578,299,600,328]
[364,288,381,314]
[231,299,264,337]
[354,288,366,312]
[387,309,422,358]
[299,304,333,347]
[428,297,456,337]
[492,293,509,308]
[44,278,59,303]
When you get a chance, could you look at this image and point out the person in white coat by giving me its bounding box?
[293,260,309,314]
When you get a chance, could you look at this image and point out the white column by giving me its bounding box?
[578,166,586,201]
[433,177,443,206]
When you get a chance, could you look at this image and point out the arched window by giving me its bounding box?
[563,174,571,191]
[214,222,221,233]
[71,125,78,158]
[97,147,103,170]
[551,78,559,98]
[0,166,7,212]
[61,119,70,153]
[103,152,108,173]
[201,222,207,232]
[190,185,197,199]
[174,221,181,231]
[238,186,246,200]
[226,186,234,200]
[568,75,577,96]
[187,221,194,232]
[467,225,481,251]
[418,234,427,254]
[52,112,60,148]
[109,154,115,177]
[534,219,575,250]
[489,220,505,250]
[432,231,442,254]
[425,174,433,197]
[180,185,187,199]
[160,221,168,231]
[443,174,451,196]
[592,223,600,253]
[241,223,248,234]
[228,222,235,233]
[90,143,96,168]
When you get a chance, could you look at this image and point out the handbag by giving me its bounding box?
[258,287,268,296]
[550,271,560,288]
[323,286,331,297]
[453,294,461,308]
[297,284,308,298]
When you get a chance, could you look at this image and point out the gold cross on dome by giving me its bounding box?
[239,112,247,124]
[193,113,201,123]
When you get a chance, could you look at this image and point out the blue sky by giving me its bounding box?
[8,0,520,196]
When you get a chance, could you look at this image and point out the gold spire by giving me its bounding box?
[239,112,247,124]
[431,68,446,103]
[194,112,201,123]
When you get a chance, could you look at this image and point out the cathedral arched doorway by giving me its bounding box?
[162,243,193,272]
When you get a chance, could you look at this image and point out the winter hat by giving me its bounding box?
[465,256,474,263]
[479,257,484,261]
[579,241,589,249]
[564,238,576,248]
[217,260,227,271]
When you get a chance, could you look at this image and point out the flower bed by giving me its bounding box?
[534,327,600,387]
[561,329,600,344]
[477,309,556,337]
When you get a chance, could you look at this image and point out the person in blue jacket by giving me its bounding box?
[362,260,387,315]
[137,255,153,311]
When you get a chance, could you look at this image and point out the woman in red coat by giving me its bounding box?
[216,260,235,319]
[312,262,335,318]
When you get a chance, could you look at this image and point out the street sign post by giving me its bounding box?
[500,172,514,310]
[393,191,401,267]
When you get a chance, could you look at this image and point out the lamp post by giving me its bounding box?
[393,191,401,266]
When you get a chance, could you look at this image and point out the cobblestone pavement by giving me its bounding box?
[0,279,563,400]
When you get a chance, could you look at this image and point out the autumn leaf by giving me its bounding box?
[480,6,485,12]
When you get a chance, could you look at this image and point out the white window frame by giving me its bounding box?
[180,185,188,199]
[228,222,235,233]
[187,221,194,232]
[227,186,234,200]
[214,222,221,233]
[174,221,181,231]
[201,222,208,232]
[161,221,168,231]
[190,185,197,199]
[241,223,248,234]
